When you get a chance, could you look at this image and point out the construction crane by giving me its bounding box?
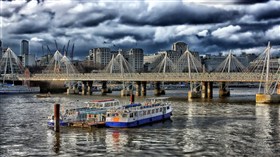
[66,40,70,57]
[71,43,74,62]
[54,40,58,51]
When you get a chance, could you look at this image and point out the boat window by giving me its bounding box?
[152,109,154,114]
[156,109,159,113]
[134,112,137,117]
[122,114,127,118]
[147,110,150,114]
[130,113,133,118]
[107,113,110,117]
[143,111,146,115]
[160,108,162,112]
[167,106,170,110]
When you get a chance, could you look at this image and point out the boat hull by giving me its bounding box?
[105,112,172,128]
[47,120,69,127]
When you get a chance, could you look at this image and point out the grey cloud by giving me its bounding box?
[1,0,280,59]
[234,0,270,4]
[80,14,116,27]
[120,2,240,26]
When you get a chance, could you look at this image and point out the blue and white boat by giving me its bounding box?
[105,97,173,128]
[47,99,121,127]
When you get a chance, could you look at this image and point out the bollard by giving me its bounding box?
[130,94,135,104]
[54,104,60,132]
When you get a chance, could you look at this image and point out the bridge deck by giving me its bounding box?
[12,72,278,82]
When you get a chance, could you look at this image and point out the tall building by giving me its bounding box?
[172,42,188,54]
[88,48,112,69]
[20,40,29,56]
[128,48,144,72]
[22,54,36,67]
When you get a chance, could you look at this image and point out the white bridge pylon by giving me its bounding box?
[152,52,177,73]
[103,52,134,73]
[176,48,204,74]
[250,42,280,95]
[44,50,78,74]
[215,51,246,72]
[0,48,24,83]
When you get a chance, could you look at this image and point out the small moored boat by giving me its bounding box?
[36,92,51,98]
[47,99,121,128]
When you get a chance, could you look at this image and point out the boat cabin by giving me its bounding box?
[87,99,120,109]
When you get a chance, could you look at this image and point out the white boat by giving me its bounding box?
[105,97,173,128]
[0,84,40,94]
[47,99,122,127]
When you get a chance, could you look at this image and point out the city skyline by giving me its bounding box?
[1,0,280,59]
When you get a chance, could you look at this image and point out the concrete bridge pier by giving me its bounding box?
[135,81,141,96]
[219,82,230,97]
[81,81,87,95]
[207,82,213,98]
[73,83,79,94]
[141,81,147,96]
[188,82,201,99]
[101,81,107,95]
[256,83,280,104]
[67,82,75,95]
[87,81,93,95]
[154,81,165,96]
[201,81,208,98]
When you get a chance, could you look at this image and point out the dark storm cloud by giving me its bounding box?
[10,21,49,34]
[120,3,240,26]
[234,0,270,4]
[80,14,116,27]
[1,0,280,58]
[96,31,153,41]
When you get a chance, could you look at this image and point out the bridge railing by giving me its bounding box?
[14,72,279,83]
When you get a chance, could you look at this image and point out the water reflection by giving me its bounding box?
[105,129,128,153]
[53,132,61,154]
[1,92,280,156]
[255,105,280,155]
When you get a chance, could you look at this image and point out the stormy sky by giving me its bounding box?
[1,0,280,59]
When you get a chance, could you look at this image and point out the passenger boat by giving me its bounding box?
[105,97,173,128]
[47,99,121,128]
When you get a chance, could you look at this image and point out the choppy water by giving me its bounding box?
[1,88,280,156]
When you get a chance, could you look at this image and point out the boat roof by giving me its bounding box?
[91,99,118,103]
[123,103,141,109]
[78,109,106,114]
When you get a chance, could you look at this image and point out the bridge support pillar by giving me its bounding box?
[87,81,93,95]
[101,81,107,95]
[201,81,208,98]
[188,82,201,99]
[73,84,79,94]
[277,83,280,94]
[67,87,75,95]
[207,82,213,98]
[154,82,165,96]
[219,82,230,97]
[81,81,87,95]
[135,81,141,96]
[141,81,147,96]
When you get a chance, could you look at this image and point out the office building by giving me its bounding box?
[20,40,29,56]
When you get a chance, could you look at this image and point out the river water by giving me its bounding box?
[0,88,280,156]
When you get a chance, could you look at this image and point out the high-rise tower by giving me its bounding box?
[21,40,29,56]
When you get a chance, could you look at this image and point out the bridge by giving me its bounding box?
[1,43,280,103]
[16,72,277,83]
